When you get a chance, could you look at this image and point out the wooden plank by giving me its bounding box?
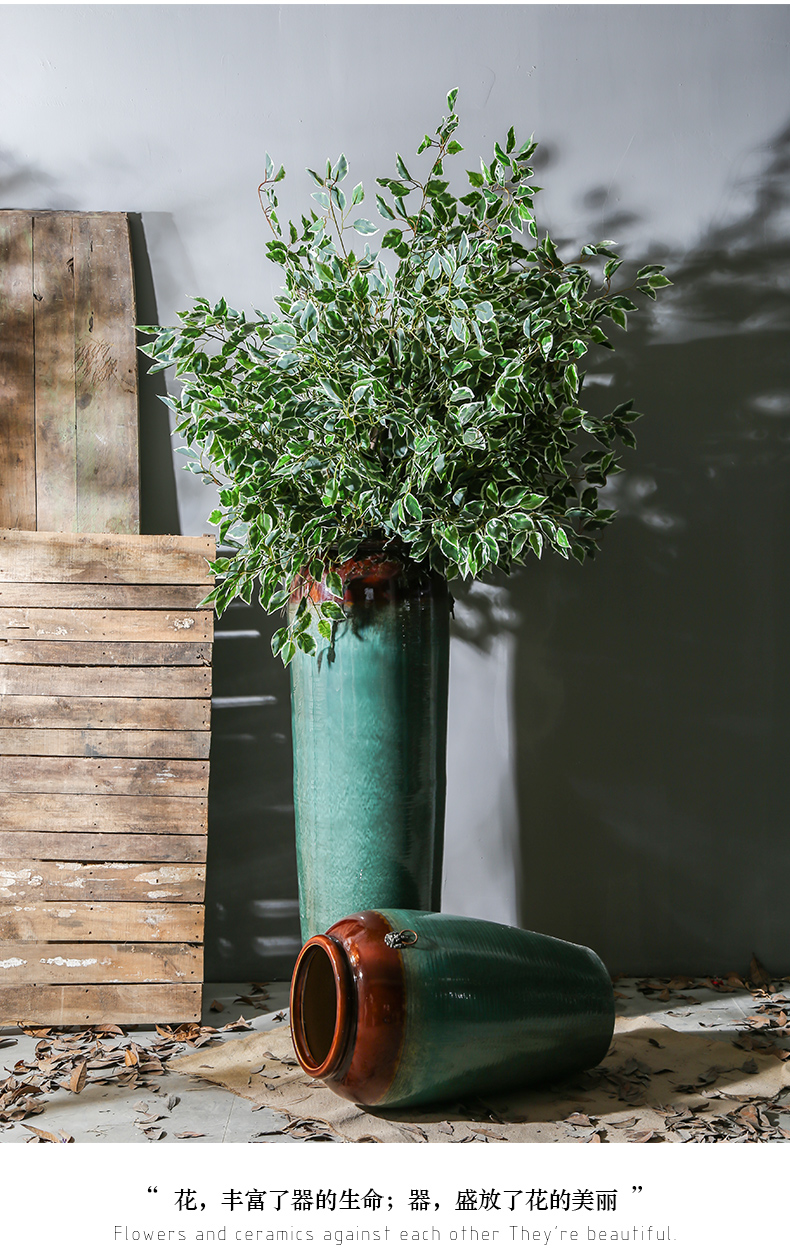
[0,607,213,641]
[0,942,202,986]
[0,728,211,759]
[0,832,207,862]
[0,902,204,943]
[0,794,207,833]
[0,756,208,796]
[0,530,215,584]
[0,212,36,528]
[73,214,139,533]
[0,640,212,666]
[0,583,214,609]
[0,664,211,698]
[0,982,202,1024]
[0,861,205,902]
[0,695,210,730]
[32,213,78,531]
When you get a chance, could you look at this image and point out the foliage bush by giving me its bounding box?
[139,90,671,663]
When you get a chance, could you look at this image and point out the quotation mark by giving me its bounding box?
[148,1187,158,1194]
[632,1186,642,1194]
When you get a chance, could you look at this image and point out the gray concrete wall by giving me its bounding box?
[3,5,789,977]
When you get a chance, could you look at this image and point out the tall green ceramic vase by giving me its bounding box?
[290,909,616,1108]
[288,549,451,941]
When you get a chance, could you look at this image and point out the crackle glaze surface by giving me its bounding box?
[289,554,450,940]
[316,909,616,1109]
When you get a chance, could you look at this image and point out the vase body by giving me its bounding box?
[288,550,450,941]
[289,908,615,1108]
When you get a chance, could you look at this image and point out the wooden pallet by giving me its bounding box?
[0,530,214,1024]
[0,211,139,533]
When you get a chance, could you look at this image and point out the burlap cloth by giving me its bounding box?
[168,1013,790,1143]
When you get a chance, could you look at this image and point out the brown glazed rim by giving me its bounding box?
[289,934,354,1078]
[290,912,408,1106]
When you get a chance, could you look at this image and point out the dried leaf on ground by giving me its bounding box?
[750,955,772,989]
[23,1123,74,1143]
[69,1062,87,1094]
[223,1016,254,1032]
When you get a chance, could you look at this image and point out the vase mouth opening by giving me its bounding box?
[289,935,352,1078]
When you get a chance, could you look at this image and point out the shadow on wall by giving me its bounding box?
[506,118,790,976]
[128,214,180,534]
[203,585,299,982]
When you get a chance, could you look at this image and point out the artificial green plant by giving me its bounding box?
[139,90,671,664]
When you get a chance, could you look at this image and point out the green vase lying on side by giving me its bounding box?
[289,908,615,1108]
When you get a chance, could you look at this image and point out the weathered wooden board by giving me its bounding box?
[0,832,207,862]
[0,729,211,759]
[0,942,202,985]
[0,902,205,943]
[0,794,207,833]
[0,583,214,609]
[0,696,210,731]
[0,756,208,796]
[73,214,139,533]
[0,861,206,903]
[0,607,213,641]
[0,532,214,1022]
[0,665,211,698]
[0,982,202,1025]
[32,213,78,531]
[0,530,213,583]
[0,212,36,530]
[0,211,139,534]
[0,640,212,666]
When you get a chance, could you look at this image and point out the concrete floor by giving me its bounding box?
[0,982,296,1144]
[0,978,786,1143]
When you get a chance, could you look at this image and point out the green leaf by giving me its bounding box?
[375,195,396,220]
[351,182,365,204]
[271,626,289,657]
[325,569,343,597]
[462,426,485,449]
[296,631,316,655]
[352,218,378,235]
[450,316,468,344]
[333,153,349,182]
[474,301,495,323]
[404,493,423,521]
[438,524,460,560]
[446,87,459,112]
[446,140,464,155]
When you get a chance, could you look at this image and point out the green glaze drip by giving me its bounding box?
[290,596,449,940]
[376,909,615,1108]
